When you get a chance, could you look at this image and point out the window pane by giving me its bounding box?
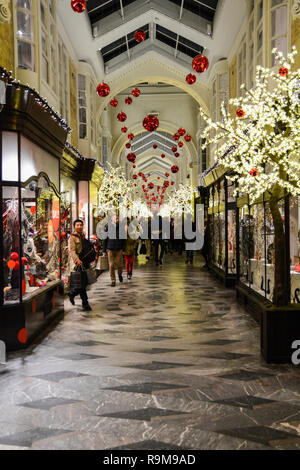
[79,107,86,123]
[78,90,86,107]
[257,26,263,51]
[17,0,32,10]
[79,124,87,139]
[2,131,19,181]
[17,11,33,41]
[18,41,34,70]
[272,37,287,65]
[40,2,46,24]
[41,30,47,56]
[272,6,287,37]
[257,0,263,22]
[41,55,48,82]
[78,74,86,90]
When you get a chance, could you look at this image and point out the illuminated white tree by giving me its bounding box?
[167,184,194,216]
[200,47,300,306]
[97,163,133,214]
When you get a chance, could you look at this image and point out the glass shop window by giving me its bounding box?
[16,0,35,71]
[21,176,60,299]
[78,74,87,139]
[270,0,287,67]
[60,176,77,286]
[290,196,300,304]
[2,186,20,305]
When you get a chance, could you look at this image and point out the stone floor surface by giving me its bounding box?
[0,255,300,450]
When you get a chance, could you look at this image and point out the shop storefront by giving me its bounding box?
[0,80,69,351]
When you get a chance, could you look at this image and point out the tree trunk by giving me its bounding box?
[268,196,289,306]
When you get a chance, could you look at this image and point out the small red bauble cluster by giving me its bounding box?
[110,98,118,107]
[132,174,138,180]
[171,181,175,185]
[125,97,133,105]
[153,144,158,149]
[161,154,165,158]
[97,83,110,97]
[121,126,128,133]
[135,30,146,43]
[128,133,134,140]
[126,143,131,149]
[143,115,159,132]
[172,146,177,153]
[186,73,197,85]
[236,108,246,118]
[165,172,169,177]
[175,152,180,157]
[71,0,86,13]
[178,128,186,136]
[171,165,179,174]
[184,134,192,142]
[131,88,141,97]
[173,133,180,141]
[118,112,127,122]
[250,168,259,177]
[192,54,209,73]
[148,182,154,189]
[279,67,289,77]
[178,142,183,148]
[127,153,136,163]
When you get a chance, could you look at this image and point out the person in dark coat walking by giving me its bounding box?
[103,215,126,287]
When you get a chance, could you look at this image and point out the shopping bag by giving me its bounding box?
[96,255,108,271]
[69,267,87,290]
[84,267,97,285]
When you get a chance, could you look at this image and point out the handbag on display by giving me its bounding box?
[83,266,97,285]
[69,266,87,290]
[96,255,109,271]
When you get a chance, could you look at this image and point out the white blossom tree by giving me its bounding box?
[97,163,133,215]
[200,47,300,306]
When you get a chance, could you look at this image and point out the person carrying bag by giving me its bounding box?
[68,219,94,311]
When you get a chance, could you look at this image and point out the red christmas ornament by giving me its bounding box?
[127,153,136,163]
[143,115,159,132]
[135,30,146,43]
[121,126,128,133]
[148,183,154,189]
[172,146,177,152]
[178,142,183,148]
[192,54,209,73]
[178,128,186,136]
[125,97,133,105]
[184,134,192,142]
[96,83,110,97]
[186,73,197,85]
[13,260,20,271]
[21,257,28,265]
[171,181,175,185]
[128,134,134,141]
[132,174,138,180]
[131,88,141,98]
[279,67,289,77]
[30,206,36,214]
[171,165,179,174]
[157,177,160,180]
[236,108,246,118]
[133,165,136,168]
[175,152,180,157]
[10,252,19,261]
[165,172,169,177]
[250,168,259,177]
[161,154,165,158]
[126,143,131,149]
[163,180,170,187]
[153,144,158,149]
[117,112,127,122]
[71,0,86,13]
[173,133,180,141]
[110,99,118,107]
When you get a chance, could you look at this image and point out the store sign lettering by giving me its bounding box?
[0,340,6,364]
[291,340,300,365]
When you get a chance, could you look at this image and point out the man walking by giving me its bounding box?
[103,215,126,287]
[68,219,92,311]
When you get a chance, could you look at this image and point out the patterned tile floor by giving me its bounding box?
[1,254,300,450]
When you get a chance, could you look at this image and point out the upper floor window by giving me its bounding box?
[270,0,287,66]
[58,39,69,122]
[40,1,57,91]
[16,0,35,71]
[78,74,87,139]
[255,0,264,67]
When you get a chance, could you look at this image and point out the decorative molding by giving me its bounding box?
[0,0,11,24]
[292,0,300,18]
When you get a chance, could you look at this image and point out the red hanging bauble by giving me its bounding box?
[175,152,180,157]
[134,30,146,43]
[249,168,259,177]
[131,88,141,98]
[30,206,36,214]
[178,128,186,136]
[171,181,175,185]
[121,126,128,133]
[117,112,127,122]
[172,146,177,153]
[71,0,86,13]
[143,115,159,132]
[125,97,133,105]
[127,153,136,163]
[192,54,209,73]
[10,252,19,261]
[153,144,158,149]
[21,256,27,265]
[13,260,20,271]
[161,154,165,158]
[178,142,183,148]
[164,180,170,187]
[96,83,110,97]
[184,134,192,142]
[236,108,246,118]
[128,133,134,140]
[110,99,118,107]
[165,172,169,177]
[186,73,197,85]
[132,174,138,180]
[126,143,131,149]
[148,182,154,189]
[279,67,289,77]
[173,133,180,141]
[171,165,179,174]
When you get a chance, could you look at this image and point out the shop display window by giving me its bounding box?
[289,196,300,304]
